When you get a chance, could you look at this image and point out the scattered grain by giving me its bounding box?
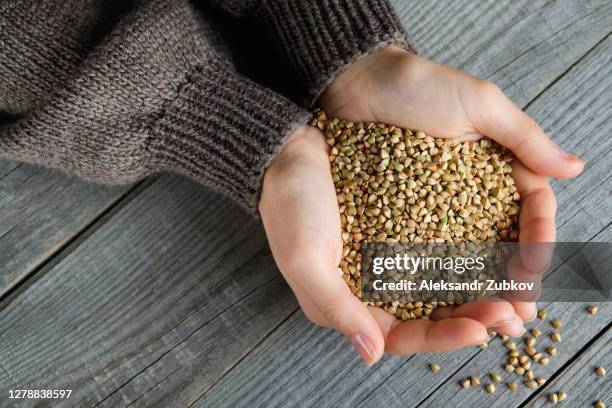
[586,305,599,315]
[531,328,542,338]
[549,393,559,404]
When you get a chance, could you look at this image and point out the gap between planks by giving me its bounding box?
[0,177,156,312]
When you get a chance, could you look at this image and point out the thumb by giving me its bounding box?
[284,253,385,365]
[469,80,584,179]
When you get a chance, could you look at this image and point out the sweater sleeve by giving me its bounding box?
[0,0,310,213]
[259,0,415,105]
[208,0,415,106]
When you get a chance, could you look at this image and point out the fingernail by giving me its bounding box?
[559,148,584,164]
[351,334,376,366]
[490,318,526,337]
[490,319,515,328]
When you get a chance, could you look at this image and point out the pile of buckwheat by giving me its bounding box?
[311,110,520,320]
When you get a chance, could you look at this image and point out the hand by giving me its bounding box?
[321,46,584,179]
[260,126,514,365]
[260,125,385,364]
[319,46,584,355]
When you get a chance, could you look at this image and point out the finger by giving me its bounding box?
[507,161,556,315]
[283,250,385,365]
[472,81,584,179]
[373,312,489,354]
[504,253,542,303]
[489,316,527,337]
[512,160,557,243]
[430,300,518,329]
[510,301,537,322]
[370,307,489,354]
[431,301,525,336]
[509,161,555,290]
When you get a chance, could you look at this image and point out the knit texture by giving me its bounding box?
[258,0,415,105]
[0,0,411,213]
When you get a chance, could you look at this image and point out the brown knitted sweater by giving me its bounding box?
[0,0,411,212]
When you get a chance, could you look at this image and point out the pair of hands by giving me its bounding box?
[259,46,584,365]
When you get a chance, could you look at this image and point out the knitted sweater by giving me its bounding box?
[0,0,411,212]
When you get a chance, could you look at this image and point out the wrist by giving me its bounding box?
[320,45,414,115]
[267,125,328,171]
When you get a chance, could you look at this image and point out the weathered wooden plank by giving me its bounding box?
[528,326,610,407]
[0,162,129,297]
[95,276,296,408]
[412,303,610,408]
[393,0,612,106]
[0,175,296,408]
[0,160,20,180]
[538,36,612,241]
[191,312,403,408]
[192,34,612,407]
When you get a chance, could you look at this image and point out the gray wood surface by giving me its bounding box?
[0,1,610,408]
[0,176,297,408]
[528,326,611,407]
[0,161,130,297]
[395,0,612,106]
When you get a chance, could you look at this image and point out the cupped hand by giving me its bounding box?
[319,46,583,354]
[260,126,516,365]
[321,46,584,179]
[260,125,385,364]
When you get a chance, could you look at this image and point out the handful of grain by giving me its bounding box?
[311,111,520,320]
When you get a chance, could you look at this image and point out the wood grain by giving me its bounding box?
[393,0,612,106]
[527,326,610,407]
[0,175,297,408]
[411,304,611,408]
[0,162,129,297]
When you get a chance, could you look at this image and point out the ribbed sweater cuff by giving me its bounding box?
[260,0,415,106]
[148,61,312,213]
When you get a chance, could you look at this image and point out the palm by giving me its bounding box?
[260,126,347,327]
[319,48,563,346]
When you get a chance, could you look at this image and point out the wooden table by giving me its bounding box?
[0,1,610,407]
